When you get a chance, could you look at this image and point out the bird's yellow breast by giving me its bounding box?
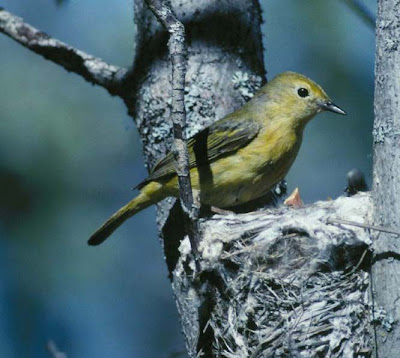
[165,119,302,208]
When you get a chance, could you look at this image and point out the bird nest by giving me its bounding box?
[173,193,373,357]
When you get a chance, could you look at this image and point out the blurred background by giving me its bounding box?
[0,0,375,357]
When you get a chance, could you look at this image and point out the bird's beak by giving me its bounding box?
[320,101,346,115]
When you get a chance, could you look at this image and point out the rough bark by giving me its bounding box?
[372,0,400,356]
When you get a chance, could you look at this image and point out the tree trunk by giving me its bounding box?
[127,1,265,351]
[127,0,265,171]
[372,0,400,356]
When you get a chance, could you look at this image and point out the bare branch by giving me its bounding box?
[327,218,400,236]
[341,0,376,29]
[0,7,128,96]
[46,340,67,358]
[145,0,201,252]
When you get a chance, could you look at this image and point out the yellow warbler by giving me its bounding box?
[89,71,345,245]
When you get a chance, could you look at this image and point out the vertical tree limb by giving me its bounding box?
[130,1,267,354]
[145,0,200,252]
[372,0,400,356]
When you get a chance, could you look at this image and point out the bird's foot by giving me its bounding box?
[211,206,235,215]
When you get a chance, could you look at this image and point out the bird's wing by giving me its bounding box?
[137,117,260,189]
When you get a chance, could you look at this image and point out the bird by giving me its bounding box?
[345,168,368,196]
[88,71,346,246]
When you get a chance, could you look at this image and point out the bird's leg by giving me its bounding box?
[210,206,235,215]
[191,188,234,215]
[192,188,201,209]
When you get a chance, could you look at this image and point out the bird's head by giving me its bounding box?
[254,71,346,127]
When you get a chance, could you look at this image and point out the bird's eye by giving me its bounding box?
[297,88,309,98]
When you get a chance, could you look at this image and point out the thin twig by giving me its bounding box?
[46,340,67,358]
[327,218,400,236]
[0,8,127,96]
[369,246,380,358]
[145,0,201,253]
[341,0,376,29]
[345,248,369,276]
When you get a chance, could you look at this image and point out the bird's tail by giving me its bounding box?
[88,182,163,246]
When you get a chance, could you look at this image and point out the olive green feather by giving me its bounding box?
[137,116,260,189]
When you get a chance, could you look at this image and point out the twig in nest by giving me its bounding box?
[327,218,400,236]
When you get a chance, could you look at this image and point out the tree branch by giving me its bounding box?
[145,0,200,252]
[327,218,400,236]
[341,0,376,29]
[46,340,67,358]
[0,7,128,96]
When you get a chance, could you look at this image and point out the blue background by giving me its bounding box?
[0,1,375,357]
